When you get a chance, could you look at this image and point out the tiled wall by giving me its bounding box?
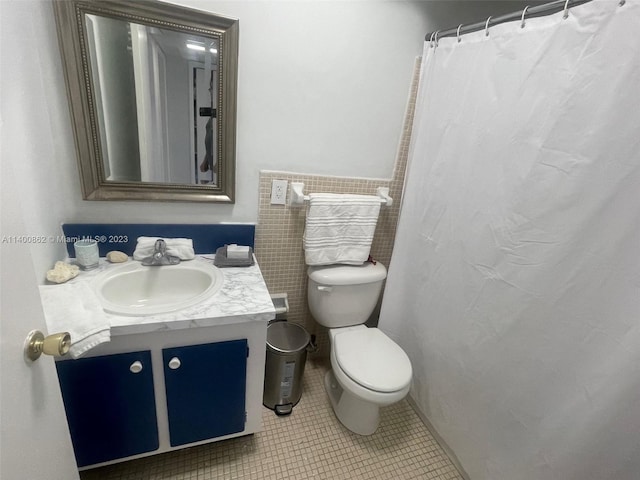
[254,58,421,357]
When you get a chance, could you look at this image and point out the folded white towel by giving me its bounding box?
[303,193,381,266]
[132,236,195,261]
[38,283,111,359]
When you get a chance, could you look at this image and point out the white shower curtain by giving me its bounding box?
[379,1,640,479]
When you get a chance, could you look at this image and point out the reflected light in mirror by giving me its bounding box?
[187,43,219,54]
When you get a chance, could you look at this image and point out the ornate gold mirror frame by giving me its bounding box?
[53,0,238,202]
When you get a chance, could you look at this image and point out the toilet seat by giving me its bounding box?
[333,328,412,393]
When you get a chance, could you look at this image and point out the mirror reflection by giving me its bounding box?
[85,14,220,186]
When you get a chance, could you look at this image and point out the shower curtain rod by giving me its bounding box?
[425,0,593,41]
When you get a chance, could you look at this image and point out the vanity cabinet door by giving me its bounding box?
[55,351,159,467]
[162,339,248,446]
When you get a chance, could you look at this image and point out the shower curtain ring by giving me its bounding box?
[485,16,492,36]
[619,0,626,5]
[456,24,463,43]
[563,0,571,19]
[521,6,530,28]
[434,30,440,47]
[429,32,436,48]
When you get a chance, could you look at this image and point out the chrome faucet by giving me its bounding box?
[141,239,181,266]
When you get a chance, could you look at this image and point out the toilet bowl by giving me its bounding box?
[307,262,412,435]
[325,325,412,434]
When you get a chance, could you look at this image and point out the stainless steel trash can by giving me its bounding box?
[263,322,310,415]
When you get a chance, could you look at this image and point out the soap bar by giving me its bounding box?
[213,246,254,267]
[106,251,128,263]
[226,244,250,259]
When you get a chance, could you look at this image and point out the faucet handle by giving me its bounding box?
[154,239,167,254]
[142,238,179,266]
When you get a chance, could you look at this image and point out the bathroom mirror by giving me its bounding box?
[53,0,238,202]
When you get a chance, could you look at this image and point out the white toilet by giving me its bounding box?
[307,262,412,435]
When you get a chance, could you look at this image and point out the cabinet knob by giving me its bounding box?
[168,357,181,370]
[129,361,143,373]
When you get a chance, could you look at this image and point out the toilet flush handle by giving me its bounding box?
[317,285,333,293]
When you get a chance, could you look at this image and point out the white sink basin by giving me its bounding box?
[94,261,224,316]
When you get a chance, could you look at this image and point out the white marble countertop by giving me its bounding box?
[41,255,276,337]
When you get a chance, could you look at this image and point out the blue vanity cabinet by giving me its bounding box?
[53,324,265,469]
[55,351,159,467]
[162,339,248,446]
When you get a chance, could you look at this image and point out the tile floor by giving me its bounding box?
[80,357,462,480]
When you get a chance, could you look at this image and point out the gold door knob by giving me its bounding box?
[24,330,71,361]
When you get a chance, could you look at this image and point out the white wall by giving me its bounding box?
[2,0,527,279]
[1,1,79,281]
[202,1,429,179]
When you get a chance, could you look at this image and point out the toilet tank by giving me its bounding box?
[307,262,387,328]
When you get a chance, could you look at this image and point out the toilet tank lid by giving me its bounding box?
[307,262,387,286]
